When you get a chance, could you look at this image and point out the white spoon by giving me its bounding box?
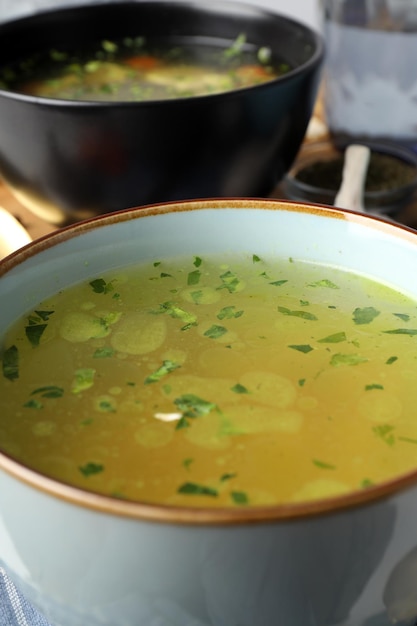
[0,206,32,260]
[334,144,371,213]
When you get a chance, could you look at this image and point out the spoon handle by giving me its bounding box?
[334,144,371,213]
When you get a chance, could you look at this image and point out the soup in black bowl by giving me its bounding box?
[0,1,323,224]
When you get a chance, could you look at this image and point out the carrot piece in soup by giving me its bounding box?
[123,55,161,70]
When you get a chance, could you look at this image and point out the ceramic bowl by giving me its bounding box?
[284,141,417,216]
[0,1,323,225]
[2,199,417,625]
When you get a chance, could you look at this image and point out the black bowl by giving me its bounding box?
[0,1,323,224]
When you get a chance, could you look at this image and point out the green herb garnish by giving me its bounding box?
[79,462,104,477]
[289,344,314,354]
[393,313,410,322]
[383,328,417,336]
[330,353,368,366]
[93,346,115,358]
[31,385,64,398]
[217,270,241,294]
[25,324,47,347]
[156,301,197,328]
[373,424,395,446]
[204,325,227,339]
[317,332,346,344]
[183,458,194,470]
[217,306,244,320]
[399,436,417,445]
[278,306,317,321]
[231,383,249,394]
[220,473,237,482]
[187,269,201,285]
[313,459,336,470]
[89,278,114,294]
[231,491,249,505]
[223,33,246,59]
[177,482,218,497]
[2,345,19,381]
[71,368,95,394]
[352,307,380,325]
[23,399,43,409]
[308,279,339,289]
[144,360,180,384]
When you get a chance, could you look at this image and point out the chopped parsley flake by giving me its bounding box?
[79,462,104,477]
[71,368,96,394]
[231,491,249,505]
[204,325,227,339]
[352,307,380,325]
[157,301,197,328]
[289,344,314,354]
[2,345,19,381]
[89,278,114,294]
[187,269,201,285]
[330,353,368,367]
[365,384,384,391]
[220,473,237,482]
[193,256,202,267]
[231,383,249,394]
[174,394,217,418]
[189,290,203,304]
[373,424,395,446]
[317,332,346,344]
[23,398,43,409]
[278,306,317,321]
[313,459,336,470]
[217,270,241,293]
[386,356,398,365]
[393,313,410,322]
[269,279,288,287]
[383,328,417,336]
[174,394,217,429]
[25,323,47,347]
[34,310,54,321]
[308,279,339,289]
[183,458,194,470]
[177,482,218,497]
[31,385,64,398]
[399,436,417,445]
[144,360,180,384]
[93,346,115,358]
[252,254,261,263]
[217,306,244,320]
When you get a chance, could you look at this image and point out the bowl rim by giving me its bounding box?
[0,0,325,108]
[2,197,417,527]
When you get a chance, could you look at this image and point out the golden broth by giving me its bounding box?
[2,252,417,508]
[0,35,285,102]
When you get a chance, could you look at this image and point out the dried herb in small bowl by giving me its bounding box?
[285,142,417,215]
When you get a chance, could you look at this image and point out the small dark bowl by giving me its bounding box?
[284,141,417,217]
[0,0,323,224]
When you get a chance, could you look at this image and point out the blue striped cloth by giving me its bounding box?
[0,568,51,626]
